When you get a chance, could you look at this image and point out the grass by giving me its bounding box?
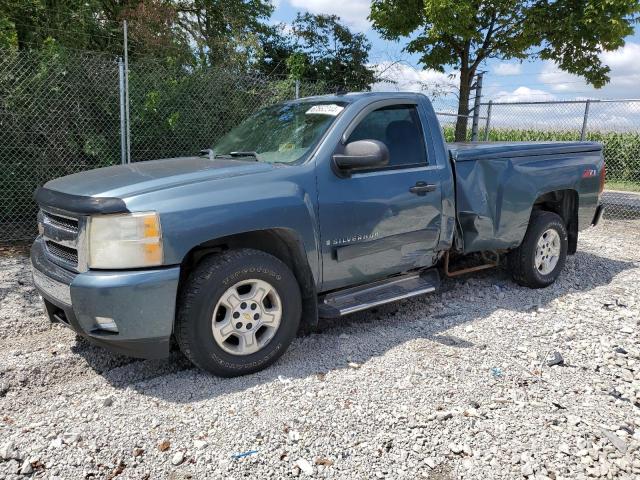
[605,180,640,192]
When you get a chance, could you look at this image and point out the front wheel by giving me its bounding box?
[508,210,568,289]
[175,249,301,376]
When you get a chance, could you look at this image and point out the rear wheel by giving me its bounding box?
[176,249,301,376]
[508,211,568,288]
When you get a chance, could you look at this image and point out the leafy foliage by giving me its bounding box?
[258,13,376,90]
[0,1,375,85]
[370,0,640,140]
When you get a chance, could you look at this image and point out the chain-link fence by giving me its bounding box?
[0,48,346,243]
[475,99,640,219]
[2,48,639,243]
[1,48,122,241]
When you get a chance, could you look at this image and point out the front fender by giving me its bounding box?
[124,167,320,284]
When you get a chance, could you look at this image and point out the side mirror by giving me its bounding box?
[332,140,389,174]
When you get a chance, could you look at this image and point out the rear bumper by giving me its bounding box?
[31,237,180,359]
[592,204,605,227]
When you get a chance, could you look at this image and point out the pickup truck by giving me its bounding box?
[31,92,605,376]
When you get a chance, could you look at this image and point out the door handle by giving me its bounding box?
[409,181,437,196]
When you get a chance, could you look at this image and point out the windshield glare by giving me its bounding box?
[211,101,346,164]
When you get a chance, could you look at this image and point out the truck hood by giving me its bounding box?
[43,156,275,199]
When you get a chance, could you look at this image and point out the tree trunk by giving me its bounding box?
[454,68,472,142]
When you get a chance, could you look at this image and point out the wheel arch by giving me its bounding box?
[532,189,579,254]
[179,228,319,331]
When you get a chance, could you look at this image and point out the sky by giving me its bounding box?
[271,0,640,106]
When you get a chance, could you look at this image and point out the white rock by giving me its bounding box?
[566,415,581,426]
[171,451,185,466]
[194,439,208,450]
[49,438,63,449]
[294,458,314,475]
[62,432,81,445]
[600,429,627,454]
[521,463,534,476]
[449,443,463,454]
[6,459,20,475]
[19,460,33,475]
[0,441,16,460]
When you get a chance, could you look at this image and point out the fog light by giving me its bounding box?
[95,316,118,333]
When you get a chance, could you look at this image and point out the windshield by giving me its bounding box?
[211,101,346,164]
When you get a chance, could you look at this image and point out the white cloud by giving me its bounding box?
[287,0,371,31]
[537,42,640,98]
[492,86,557,102]
[493,63,522,76]
[371,62,458,94]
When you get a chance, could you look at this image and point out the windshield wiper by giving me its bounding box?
[229,151,259,160]
[199,149,214,158]
[213,151,259,161]
[210,151,260,161]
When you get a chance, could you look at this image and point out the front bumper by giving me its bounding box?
[31,237,180,359]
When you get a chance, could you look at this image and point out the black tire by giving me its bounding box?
[508,210,568,289]
[175,248,301,377]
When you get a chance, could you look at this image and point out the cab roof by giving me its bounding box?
[292,91,429,104]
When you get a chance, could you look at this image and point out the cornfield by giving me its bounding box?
[442,127,640,190]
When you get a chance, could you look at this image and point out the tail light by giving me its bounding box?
[599,163,606,194]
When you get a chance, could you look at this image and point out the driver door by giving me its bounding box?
[317,101,443,292]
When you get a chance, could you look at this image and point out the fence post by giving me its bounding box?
[471,72,484,141]
[295,79,300,99]
[118,58,127,165]
[580,99,591,141]
[483,100,493,141]
[123,20,131,163]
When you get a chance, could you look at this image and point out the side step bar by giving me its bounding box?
[318,269,440,318]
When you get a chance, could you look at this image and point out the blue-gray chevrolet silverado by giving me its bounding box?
[31,92,605,376]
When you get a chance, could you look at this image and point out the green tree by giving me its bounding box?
[370,0,640,141]
[290,12,376,90]
[0,0,120,51]
[175,0,273,69]
[258,13,376,90]
[0,0,193,60]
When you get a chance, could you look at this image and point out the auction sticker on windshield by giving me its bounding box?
[306,104,344,116]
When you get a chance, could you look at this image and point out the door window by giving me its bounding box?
[347,105,428,168]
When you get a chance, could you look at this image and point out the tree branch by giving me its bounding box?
[470,12,496,71]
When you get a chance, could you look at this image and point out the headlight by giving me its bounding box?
[88,212,163,269]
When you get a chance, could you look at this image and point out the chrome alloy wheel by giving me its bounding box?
[211,279,282,355]
[535,228,561,275]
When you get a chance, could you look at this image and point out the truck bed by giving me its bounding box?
[447,141,603,254]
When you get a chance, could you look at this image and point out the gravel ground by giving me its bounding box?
[1,220,639,480]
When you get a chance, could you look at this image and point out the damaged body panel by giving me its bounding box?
[449,142,603,254]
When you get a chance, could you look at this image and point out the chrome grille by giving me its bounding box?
[39,209,81,270]
[42,211,78,234]
[45,241,79,265]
